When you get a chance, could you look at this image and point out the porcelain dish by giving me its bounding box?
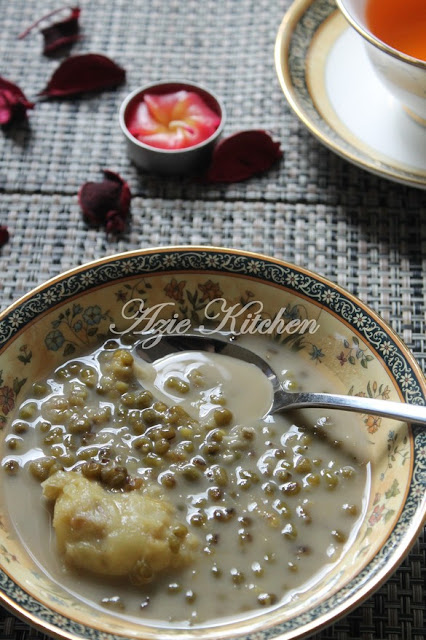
[274,0,426,189]
[0,246,425,640]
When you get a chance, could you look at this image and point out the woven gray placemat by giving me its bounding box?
[1,193,425,372]
[0,0,425,203]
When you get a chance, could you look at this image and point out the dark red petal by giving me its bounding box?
[78,181,121,225]
[78,170,131,231]
[105,212,126,234]
[0,77,27,103]
[0,77,34,125]
[0,91,14,125]
[204,130,282,183]
[103,170,131,219]
[19,7,78,37]
[0,226,9,247]
[42,8,81,55]
[39,54,126,98]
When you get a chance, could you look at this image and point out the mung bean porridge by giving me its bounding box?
[1,332,370,627]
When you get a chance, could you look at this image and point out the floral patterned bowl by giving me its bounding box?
[0,247,425,640]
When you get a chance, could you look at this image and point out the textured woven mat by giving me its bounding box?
[0,0,425,639]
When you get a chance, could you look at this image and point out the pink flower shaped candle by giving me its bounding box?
[119,81,225,175]
[127,90,221,150]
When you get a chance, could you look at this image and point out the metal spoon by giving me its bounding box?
[135,332,426,424]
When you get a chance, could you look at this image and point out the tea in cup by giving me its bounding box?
[336,0,426,123]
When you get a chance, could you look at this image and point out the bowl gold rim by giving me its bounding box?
[0,245,425,640]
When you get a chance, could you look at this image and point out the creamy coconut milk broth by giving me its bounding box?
[1,333,370,626]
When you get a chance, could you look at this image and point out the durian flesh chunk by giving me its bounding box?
[42,471,198,584]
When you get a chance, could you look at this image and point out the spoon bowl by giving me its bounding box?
[136,331,426,425]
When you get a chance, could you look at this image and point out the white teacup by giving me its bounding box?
[336,0,426,123]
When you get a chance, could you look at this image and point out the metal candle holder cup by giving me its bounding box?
[119,81,226,175]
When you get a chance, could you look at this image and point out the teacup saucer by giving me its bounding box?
[275,0,426,189]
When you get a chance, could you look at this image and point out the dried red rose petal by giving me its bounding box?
[105,211,126,234]
[204,130,282,183]
[42,7,81,55]
[39,54,126,98]
[0,225,9,247]
[0,76,34,126]
[78,170,131,233]
[18,6,81,55]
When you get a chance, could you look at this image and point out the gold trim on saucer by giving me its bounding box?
[274,0,426,189]
[306,11,426,173]
[403,106,426,127]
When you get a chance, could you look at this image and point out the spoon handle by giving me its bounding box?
[273,390,426,425]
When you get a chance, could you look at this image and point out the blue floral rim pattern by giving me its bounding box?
[0,248,425,640]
